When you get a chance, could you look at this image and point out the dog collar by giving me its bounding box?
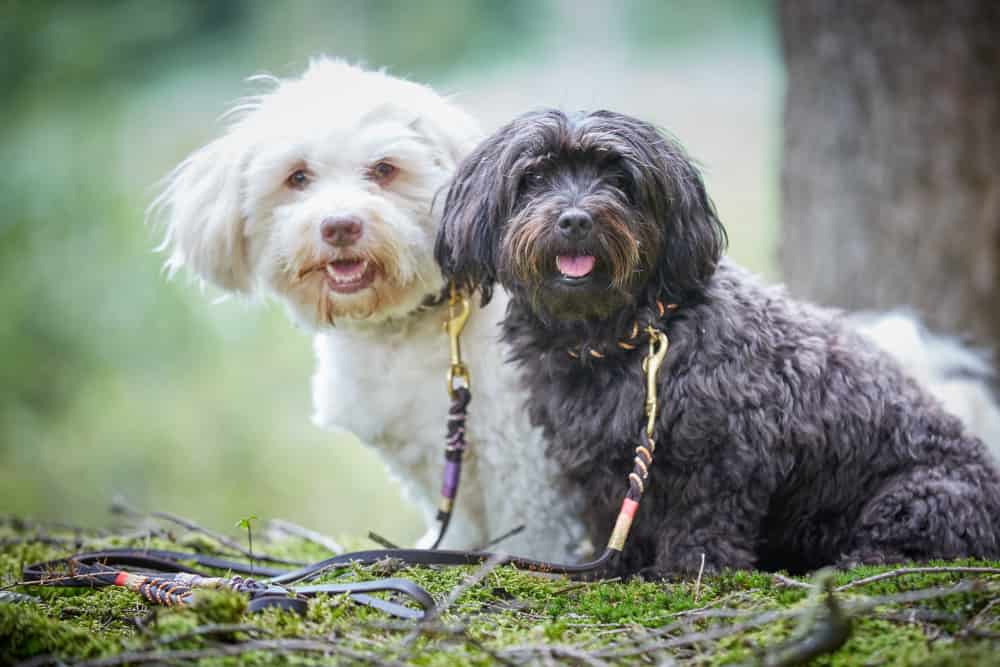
[567,299,678,360]
[372,288,450,331]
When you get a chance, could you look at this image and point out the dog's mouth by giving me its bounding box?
[324,258,376,293]
[299,257,377,294]
[555,255,597,284]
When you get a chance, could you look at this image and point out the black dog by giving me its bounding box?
[435,109,1000,576]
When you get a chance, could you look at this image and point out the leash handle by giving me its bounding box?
[22,551,434,619]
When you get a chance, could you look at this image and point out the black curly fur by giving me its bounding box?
[436,109,1000,576]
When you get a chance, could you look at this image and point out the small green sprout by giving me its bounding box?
[235,514,259,575]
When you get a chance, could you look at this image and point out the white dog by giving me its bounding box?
[152,59,586,559]
[849,311,1000,463]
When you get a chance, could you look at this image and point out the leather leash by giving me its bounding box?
[20,285,672,620]
[22,548,435,619]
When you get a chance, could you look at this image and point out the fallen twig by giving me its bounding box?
[747,571,851,667]
[1,516,104,536]
[503,643,613,667]
[693,552,706,603]
[551,577,621,596]
[848,579,989,609]
[433,554,509,621]
[605,577,993,660]
[69,638,380,667]
[267,518,343,554]
[772,573,815,589]
[402,554,509,651]
[835,566,1000,592]
[604,609,796,658]
[963,596,1000,632]
[367,531,401,550]
[476,525,526,551]
[155,623,274,645]
[110,498,301,566]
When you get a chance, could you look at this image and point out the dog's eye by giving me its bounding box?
[610,172,636,201]
[520,171,544,189]
[287,169,311,190]
[369,161,398,186]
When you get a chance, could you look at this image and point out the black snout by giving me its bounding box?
[320,216,363,247]
[556,209,593,241]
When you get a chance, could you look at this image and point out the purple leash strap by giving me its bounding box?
[431,384,471,549]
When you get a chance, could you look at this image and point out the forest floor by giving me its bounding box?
[2,512,999,666]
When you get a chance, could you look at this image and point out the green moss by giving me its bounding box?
[191,588,248,624]
[0,598,121,663]
[818,618,931,667]
[3,522,999,665]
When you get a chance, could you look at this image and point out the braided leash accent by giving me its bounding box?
[117,571,304,611]
[608,327,669,552]
[431,385,471,549]
[22,550,432,618]
[118,572,192,606]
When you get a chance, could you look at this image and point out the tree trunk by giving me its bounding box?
[779,0,1000,346]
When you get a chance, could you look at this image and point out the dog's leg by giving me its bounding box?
[840,461,1000,567]
[643,494,766,578]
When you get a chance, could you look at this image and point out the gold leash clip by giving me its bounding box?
[445,283,471,398]
[642,326,669,438]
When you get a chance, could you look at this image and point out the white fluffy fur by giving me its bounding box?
[848,311,1000,464]
[151,59,586,559]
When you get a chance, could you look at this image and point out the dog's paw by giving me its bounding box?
[627,566,681,583]
[836,549,905,570]
[627,563,715,584]
[644,551,726,581]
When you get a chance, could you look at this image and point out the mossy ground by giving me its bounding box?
[2,518,998,666]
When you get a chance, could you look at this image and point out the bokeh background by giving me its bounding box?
[1,1,779,542]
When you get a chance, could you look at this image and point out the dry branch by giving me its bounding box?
[266,518,343,554]
[835,566,1000,592]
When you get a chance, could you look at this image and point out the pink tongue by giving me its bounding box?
[556,255,596,278]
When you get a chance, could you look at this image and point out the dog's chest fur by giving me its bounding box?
[504,260,993,572]
[311,293,587,559]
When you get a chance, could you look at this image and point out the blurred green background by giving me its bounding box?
[0,1,779,543]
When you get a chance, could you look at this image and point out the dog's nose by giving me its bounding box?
[557,209,593,241]
[320,216,363,247]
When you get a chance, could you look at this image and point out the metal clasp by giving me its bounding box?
[641,326,669,438]
[444,283,471,397]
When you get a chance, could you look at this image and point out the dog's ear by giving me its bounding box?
[411,103,481,172]
[435,130,514,305]
[624,116,727,301]
[150,129,253,293]
[656,154,727,301]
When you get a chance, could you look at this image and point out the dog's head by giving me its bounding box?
[436,109,725,321]
[152,58,480,328]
